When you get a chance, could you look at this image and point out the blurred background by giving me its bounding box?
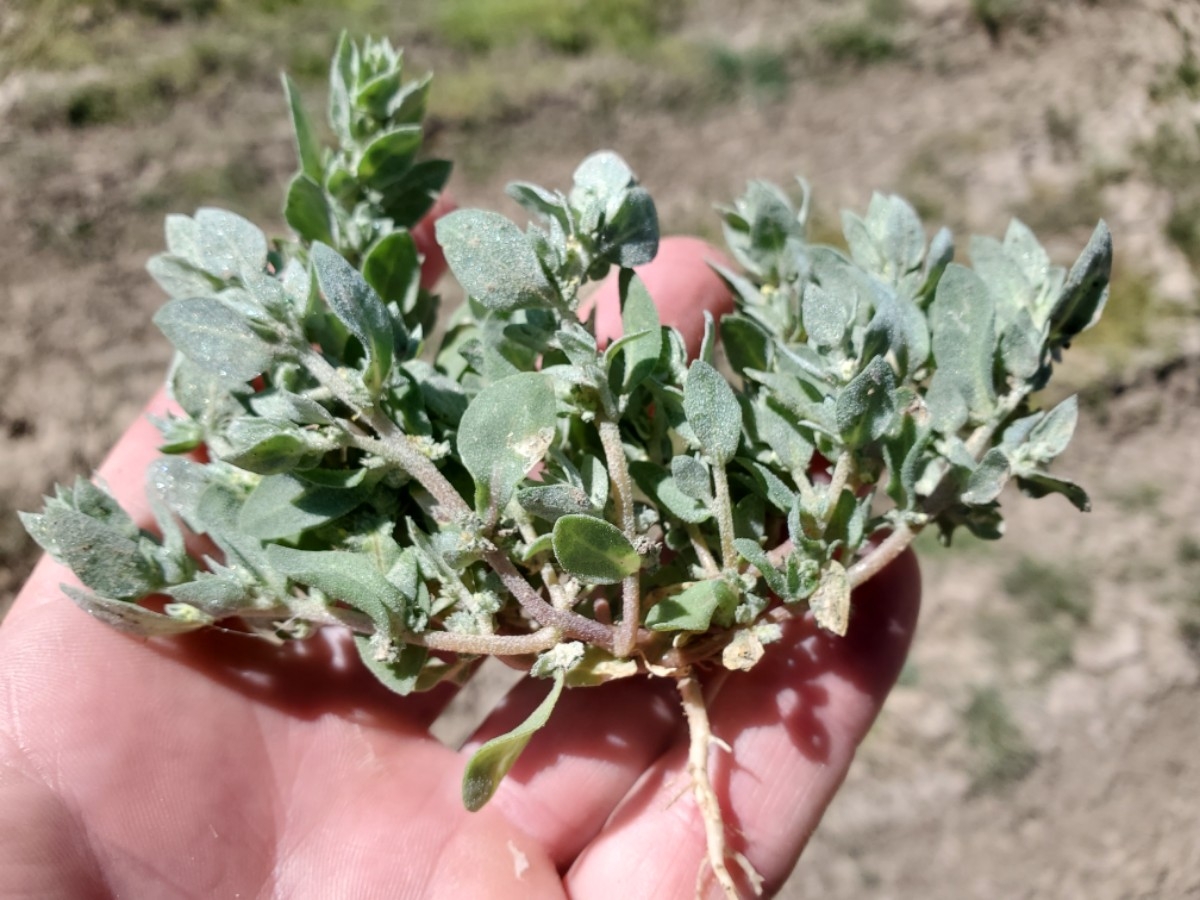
[2,0,1199,895]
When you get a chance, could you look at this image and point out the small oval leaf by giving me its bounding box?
[436,210,556,311]
[552,514,639,585]
[154,297,277,383]
[684,360,742,464]
[457,372,557,515]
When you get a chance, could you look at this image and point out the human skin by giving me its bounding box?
[0,232,920,900]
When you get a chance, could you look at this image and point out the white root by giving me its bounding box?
[677,672,765,900]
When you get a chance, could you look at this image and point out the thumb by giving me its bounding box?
[584,236,736,359]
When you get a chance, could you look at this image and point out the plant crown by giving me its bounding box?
[21,34,1109,817]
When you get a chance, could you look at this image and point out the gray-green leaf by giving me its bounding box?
[363,230,420,315]
[21,506,162,600]
[154,297,278,383]
[516,484,595,523]
[684,360,742,464]
[312,242,397,395]
[1027,395,1077,463]
[283,74,322,181]
[457,372,557,515]
[194,208,268,281]
[238,473,364,540]
[929,264,997,421]
[671,455,712,503]
[354,635,428,697]
[285,174,335,246]
[266,546,406,630]
[836,356,897,448]
[64,586,212,635]
[436,210,557,311]
[962,447,1011,505]
[610,270,661,393]
[462,670,564,811]
[1051,220,1111,344]
[552,514,639,585]
[645,579,739,632]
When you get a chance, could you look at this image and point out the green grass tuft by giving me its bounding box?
[434,0,677,55]
[704,45,790,103]
[964,686,1038,792]
[813,18,899,66]
[1002,557,1091,626]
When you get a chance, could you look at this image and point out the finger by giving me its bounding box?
[585,236,735,359]
[9,388,468,731]
[566,551,921,898]
[462,674,683,870]
[413,191,457,289]
[11,387,181,617]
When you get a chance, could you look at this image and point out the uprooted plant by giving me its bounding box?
[20,34,1110,899]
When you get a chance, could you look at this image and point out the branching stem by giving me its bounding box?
[598,417,641,657]
[711,463,738,570]
[846,522,914,588]
[687,524,721,577]
[485,549,614,649]
[303,347,472,520]
[303,345,611,648]
[847,390,1025,588]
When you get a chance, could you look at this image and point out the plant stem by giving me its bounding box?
[485,549,614,649]
[244,604,561,655]
[421,626,561,656]
[302,347,471,520]
[825,452,853,517]
[598,419,635,534]
[687,524,721,577]
[303,345,612,648]
[598,417,641,658]
[846,522,914,589]
[711,463,738,570]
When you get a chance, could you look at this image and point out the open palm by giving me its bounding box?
[0,238,920,899]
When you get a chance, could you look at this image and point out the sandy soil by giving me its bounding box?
[3,1,1199,895]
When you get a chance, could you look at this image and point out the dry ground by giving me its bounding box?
[3,1,1199,895]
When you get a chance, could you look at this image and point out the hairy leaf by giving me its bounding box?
[684,360,742,464]
[1051,221,1111,344]
[552,514,639,584]
[312,242,397,395]
[462,670,564,811]
[458,372,557,514]
[154,297,278,383]
[284,174,335,247]
[836,356,898,448]
[962,447,1011,505]
[266,546,405,630]
[238,474,364,540]
[929,264,997,421]
[646,580,739,632]
[64,586,212,635]
[437,210,556,311]
[354,636,428,697]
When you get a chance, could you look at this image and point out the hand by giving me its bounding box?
[0,235,920,899]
